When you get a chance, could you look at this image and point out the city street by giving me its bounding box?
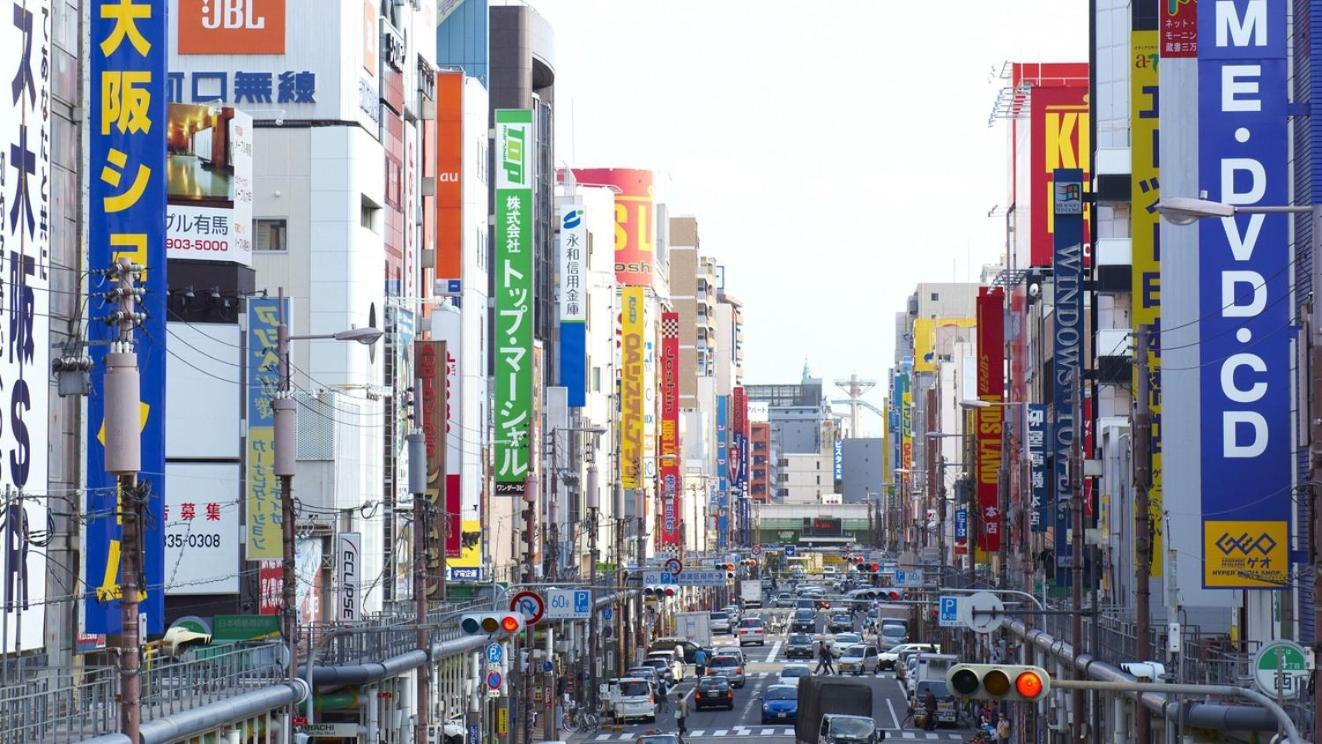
[572,611,973,743]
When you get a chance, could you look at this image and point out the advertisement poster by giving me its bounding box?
[716,395,730,548]
[166,103,253,265]
[1030,86,1091,267]
[1161,0,1197,57]
[571,168,655,286]
[1027,404,1050,532]
[659,312,681,545]
[416,339,447,597]
[164,464,240,595]
[336,532,361,623]
[435,71,463,290]
[493,109,533,497]
[620,287,646,490]
[86,0,168,635]
[245,297,288,561]
[975,287,1004,552]
[431,308,464,558]
[1197,0,1290,589]
[558,202,587,406]
[1052,168,1085,587]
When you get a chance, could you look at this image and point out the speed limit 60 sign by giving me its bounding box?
[545,589,591,619]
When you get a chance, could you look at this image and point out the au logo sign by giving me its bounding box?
[1203,521,1287,589]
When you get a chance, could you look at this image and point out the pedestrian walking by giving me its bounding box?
[657,678,669,711]
[922,688,938,731]
[674,691,688,741]
[814,640,835,675]
[694,647,708,677]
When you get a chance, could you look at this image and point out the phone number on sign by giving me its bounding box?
[167,238,231,254]
[165,533,223,549]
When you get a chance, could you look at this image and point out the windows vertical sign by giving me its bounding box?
[1051,168,1085,587]
[494,109,533,497]
[87,0,168,635]
[1,0,51,651]
[1197,0,1289,589]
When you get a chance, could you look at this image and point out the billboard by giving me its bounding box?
[245,298,286,560]
[571,168,655,286]
[716,395,730,548]
[431,311,464,559]
[659,312,681,545]
[1029,86,1091,266]
[177,0,286,55]
[416,339,448,597]
[1131,27,1164,575]
[912,317,976,373]
[435,71,463,290]
[1198,0,1289,589]
[164,463,240,595]
[493,109,533,497]
[620,287,646,490]
[87,0,168,635]
[447,519,483,582]
[1161,0,1198,57]
[1051,168,1085,587]
[558,202,587,406]
[975,287,1005,553]
[166,103,253,265]
[1026,404,1050,532]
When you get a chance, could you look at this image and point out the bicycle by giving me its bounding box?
[561,700,599,733]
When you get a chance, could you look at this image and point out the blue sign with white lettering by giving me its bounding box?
[486,643,503,664]
[895,570,906,586]
[939,596,959,627]
[574,589,591,614]
[783,544,797,558]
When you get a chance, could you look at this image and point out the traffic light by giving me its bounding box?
[460,612,525,637]
[663,586,677,598]
[946,664,1050,702]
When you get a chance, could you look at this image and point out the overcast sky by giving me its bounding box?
[534,0,1087,435]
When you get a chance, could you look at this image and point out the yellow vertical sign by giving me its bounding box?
[1131,30,1162,576]
[620,287,646,489]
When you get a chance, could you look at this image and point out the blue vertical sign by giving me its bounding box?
[86,0,168,634]
[1197,0,1290,589]
[557,203,587,406]
[954,507,968,543]
[1051,168,1084,588]
[716,395,729,549]
[1026,404,1050,533]
[833,440,843,482]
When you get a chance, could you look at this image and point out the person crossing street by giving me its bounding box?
[814,638,835,675]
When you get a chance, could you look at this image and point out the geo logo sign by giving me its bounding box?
[178,0,286,55]
[1203,521,1287,588]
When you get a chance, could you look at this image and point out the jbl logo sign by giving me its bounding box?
[179,0,286,55]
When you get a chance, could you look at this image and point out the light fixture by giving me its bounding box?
[1153,196,1235,225]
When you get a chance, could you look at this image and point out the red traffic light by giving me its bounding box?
[500,614,521,633]
[664,587,676,597]
[1015,670,1045,699]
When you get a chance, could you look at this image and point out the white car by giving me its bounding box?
[837,644,881,675]
[777,664,812,686]
[606,677,657,723]
[880,642,939,671]
[645,651,685,682]
[710,611,733,634]
[828,632,862,657]
[737,617,767,646]
[822,566,838,576]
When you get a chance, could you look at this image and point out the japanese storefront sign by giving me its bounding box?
[87,0,169,635]
[494,109,533,497]
[244,298,287,561]
[1131,27,1164,575]
[620,286,645,490]
[337,532,361,622]
[558,202,587,406]
[1052,168,1085,587]
[416,340,447,597]
[716,395,729,548]
[1030,86,1091,267]
[0,0,50,651]
[166,70,316,105]
[1198,0,1290,589]
[1161,0,1198,58]
[659,312,680,545]
[975,287,1004,553]
[1026,404,1049,532]
[435,71,463,289]
[166,103,254,265]
[164,464,239,595]
[431,310,464,559]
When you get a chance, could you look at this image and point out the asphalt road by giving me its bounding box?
[572,609,975,743]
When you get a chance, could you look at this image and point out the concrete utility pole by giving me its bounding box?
[273,290,300,707]
[1071,379,1085,740]
[104,258,144,741]
[587,460,600,713]
[409,419,430,744]
[1133,324,1153,744]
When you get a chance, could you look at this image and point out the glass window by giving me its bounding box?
[255,219,287,252]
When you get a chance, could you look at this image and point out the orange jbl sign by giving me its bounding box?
[178,0,286,55]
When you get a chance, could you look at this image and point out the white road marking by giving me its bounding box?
[690,731,705,737]
[713,730,728,736]
[594,735,612,741]
[886,697,901,729]
[901,733,916,740]
[925,734,939,740]
[765,640,782,663]
[758,728,775,735]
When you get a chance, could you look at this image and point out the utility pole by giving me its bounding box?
[1310,209,1322,744]
[587,460,600,713]
[409,413,430,744]
[273,289,300,711]
[105,257,144,741]
[1071,378,1085,741]
[636,507,646,662]
[1133,324,1153,744]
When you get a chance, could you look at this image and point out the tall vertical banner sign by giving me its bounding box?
[416,340,448,598]
[730,387,747,493]
[1162,0,1199,57]
[494,109,533,497]
[336,532,361,623]
[716,395,730,549]
[659,313,681,545]
[558,202,587,406]
[570,169,655,286]
[246,298,289,561]
[1026,404,1050,532]
[898,371,912,473]
[431,312,463,560]
[87,0,168,634]
[620,287,646,490]
[1052,168,1085,587]
[975,288,1005,552]
[1197,0,1289,589]
[435,71,463,292]
[1131,25,1164,576]
[0,0,50,651]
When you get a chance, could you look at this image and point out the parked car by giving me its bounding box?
[828,612,854,633]
[837,644,881,675]
[710,611,733,635]
[706,654,746,687]
[737,617,767,646]
[778,664,812,686]
[694,676,735,711]
[760,684,799,724]
[786,633,815,660]
[627,666,659,686]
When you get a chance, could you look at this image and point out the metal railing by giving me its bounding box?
[140,642,286,719]
[0,666,119,744]
[307,598,488,667]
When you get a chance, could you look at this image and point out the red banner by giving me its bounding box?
[1030,85,1091,267]
[1160,0,1197,58]
[976,288,1005,552]
[416,340,448,598]
[659,312,681,545]
[569,168,655,286]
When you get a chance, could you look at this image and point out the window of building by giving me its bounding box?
[254,219,287,252]
[361,197,381,231]
[592,366,602,393]
[930,292,939,301]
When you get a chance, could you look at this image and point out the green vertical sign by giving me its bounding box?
[494,109,534,497]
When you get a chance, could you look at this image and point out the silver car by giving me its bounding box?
[836,644,881,675]
[706,654,746,687]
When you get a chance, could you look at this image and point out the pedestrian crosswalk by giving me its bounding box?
[590,730,965,741]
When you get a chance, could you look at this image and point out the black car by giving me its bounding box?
[694,676,735,711]
[828,613,853,633]
[790,608,816,634]
[785,633,815,660]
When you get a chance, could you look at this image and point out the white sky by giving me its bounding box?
[535,0,1087,435]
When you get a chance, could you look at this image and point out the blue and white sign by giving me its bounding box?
[954,508,969,543]
[1026,404,1050,533]
[545,588,592,619]
[783,544,797,558]
[602,606,614,621]
[1052,167,1085,588]
[643,570,726,587]
[833,440,844,481]
[938,596,961,628]
[1195,0,1292,590]
[486,642,503,664]
[894,570,906,586]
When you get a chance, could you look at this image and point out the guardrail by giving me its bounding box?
[0,666,119,744]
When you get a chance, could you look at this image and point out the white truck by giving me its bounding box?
[740,579,763,608]
[674,611,712,648]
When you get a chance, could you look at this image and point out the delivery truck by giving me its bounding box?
[740,579,763,608]
[795,677,883,743]
[673,611,712,648]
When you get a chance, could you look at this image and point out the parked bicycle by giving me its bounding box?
[560,699,599,733]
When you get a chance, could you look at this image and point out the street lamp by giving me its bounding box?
[272,293,383,707]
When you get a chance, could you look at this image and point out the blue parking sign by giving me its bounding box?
[938,596,960,628]
[895,570,906,586]
[574,590,591,614]
[486,642,503,664]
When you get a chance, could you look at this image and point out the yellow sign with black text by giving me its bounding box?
[1203,521,1287,588]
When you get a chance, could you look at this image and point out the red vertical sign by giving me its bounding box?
[416,341,448,598]
[976,288,1005,552]
[660,313,681,545]
[1160,0,1198,58]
